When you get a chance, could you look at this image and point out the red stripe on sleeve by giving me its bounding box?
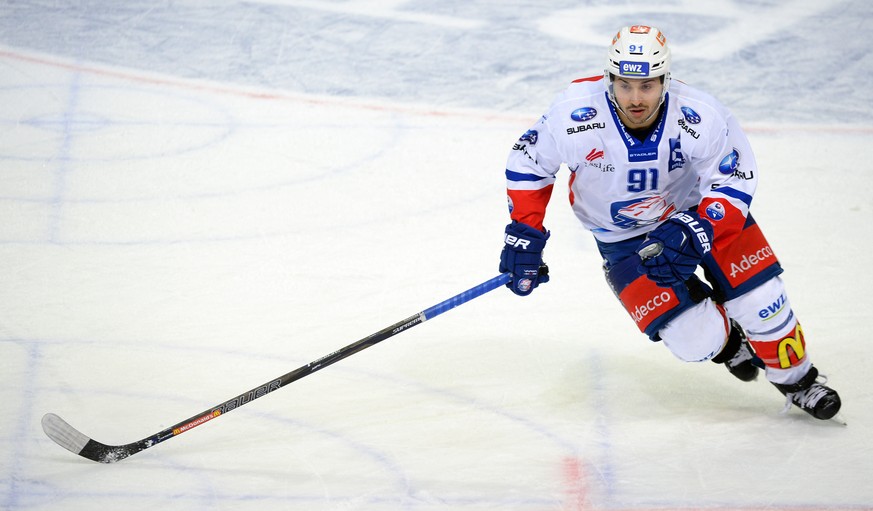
[508,186,553,231]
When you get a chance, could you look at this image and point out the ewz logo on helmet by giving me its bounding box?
[619,61,650,76]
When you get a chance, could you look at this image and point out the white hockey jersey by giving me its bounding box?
[506,75,757,250]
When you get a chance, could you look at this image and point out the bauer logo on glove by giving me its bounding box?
[673,212,712,253]
[504,233,532,250]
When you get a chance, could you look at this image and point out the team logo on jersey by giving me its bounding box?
[519,129,538,145]
[680,106,701,124]
[610,196,677,229]
[718,148,741,174]
[570,107,598,122]
[619,61,650,77]
[705,201,726,221]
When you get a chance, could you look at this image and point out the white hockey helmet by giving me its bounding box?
[605,25,671,111]
[606,25,671,79]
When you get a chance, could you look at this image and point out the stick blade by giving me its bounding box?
[42,413,91,456]
[41,413,133,463]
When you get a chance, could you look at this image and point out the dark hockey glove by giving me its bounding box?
[499,221,550,296]
[638,211,713,287]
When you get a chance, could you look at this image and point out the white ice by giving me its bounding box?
[2,1,872,510]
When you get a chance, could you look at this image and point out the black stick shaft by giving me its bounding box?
[45,273,511,463]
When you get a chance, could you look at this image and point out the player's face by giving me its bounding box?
[612,77,663,129]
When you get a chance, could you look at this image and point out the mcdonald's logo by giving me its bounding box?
[777,324,806,369]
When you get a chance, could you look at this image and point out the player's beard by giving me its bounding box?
[620,102,659,129]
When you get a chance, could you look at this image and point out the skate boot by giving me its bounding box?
[773,366,841,420]
[711,320,760,382]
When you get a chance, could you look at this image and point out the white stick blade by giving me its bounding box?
[42,413,91,455]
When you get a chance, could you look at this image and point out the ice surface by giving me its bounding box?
[1,1,872,510]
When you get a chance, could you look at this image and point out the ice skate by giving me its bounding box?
[773,366,842,421]
[713,321,760,382]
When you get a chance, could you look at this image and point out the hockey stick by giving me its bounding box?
[42,273,512,463]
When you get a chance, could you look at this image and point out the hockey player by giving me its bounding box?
[498,25,841,420]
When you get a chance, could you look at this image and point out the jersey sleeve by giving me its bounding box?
[505,114,563,231]
[696,111,758,251]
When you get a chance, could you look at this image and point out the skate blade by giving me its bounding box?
[829,412,848,426]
